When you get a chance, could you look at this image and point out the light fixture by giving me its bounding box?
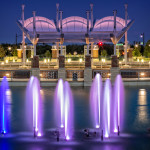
[8,47,11,50]
[6,73,10,76]
[79,58,82,63]
[68,58,71,63]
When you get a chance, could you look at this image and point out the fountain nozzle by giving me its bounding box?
[118,126,120,136]
[34,127,38,138]
[1,130,5,135]
[101,129,103,141]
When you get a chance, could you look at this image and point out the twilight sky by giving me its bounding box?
[0,0,149,44]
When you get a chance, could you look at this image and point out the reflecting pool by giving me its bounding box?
[0,85,150,150]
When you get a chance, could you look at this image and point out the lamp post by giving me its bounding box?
[140,33,144,46]
[8,47,12,62]
[124,4,128,66]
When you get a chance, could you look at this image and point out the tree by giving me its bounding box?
[37,44,52,57]
[45,50,51,58]
[27,50,31,58]
[132,45,141,57]
[101,49,107,57]
[144,40,150,58]
[0,46,5,58]
[12,45,18,56]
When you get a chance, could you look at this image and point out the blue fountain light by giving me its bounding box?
[0,76,10,134]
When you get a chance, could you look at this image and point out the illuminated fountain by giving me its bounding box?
[113,74,124,135]
[90,74,102,129]
[54,79,65,128]
[103,79,112,138]
[26,76,43,137]
[90,73,125,139]
[0,76,10,134]
[54,79,74,140]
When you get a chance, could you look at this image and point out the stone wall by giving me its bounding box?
[110,67,120,84]
[31,68,40,80]
[84,68,92,86]
[58,68,66,81]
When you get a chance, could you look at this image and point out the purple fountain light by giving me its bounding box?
[90,73,102,129]
[64,81,73,140]
[90,73,125,139]
[54,79,74,140]
[0,76,10,134]
[54,79,64,128]
[113,74,124,133]
[26,76,43,137]
[103,79,112,138]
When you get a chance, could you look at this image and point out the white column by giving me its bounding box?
[56,42,59,57]
[56,3,59,29]
[60,11,63,34]
[90,4,94,29]
[60,44,63,55]
[86,10,90,55]
[87,44,89,55]
[91,42,94,57]
[86,10,90,34]
[22,4,26,66]
[124,4,128,65]
[114,44,116,56]
[113,10,117,55]
[33,11,36,56]
[33,44,36,57]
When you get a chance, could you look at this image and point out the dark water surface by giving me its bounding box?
[0,86,150,150]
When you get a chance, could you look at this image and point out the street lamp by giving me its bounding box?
[140,33,144,46]
[79,58,82,63]
[6,60,8,64]
[8,47,12,61]
[68,58,71,63]
[8,47,11,50]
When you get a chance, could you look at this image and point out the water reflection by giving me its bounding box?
[137,89,148,123]
[138,89,147,105]
[40,89,44,100]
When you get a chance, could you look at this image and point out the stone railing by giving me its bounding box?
[66,69,84,81]
[93,69,110,79]
[0,70,30,81]
[40,70,58,80]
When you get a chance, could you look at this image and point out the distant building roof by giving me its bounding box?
[17,15,134,44]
